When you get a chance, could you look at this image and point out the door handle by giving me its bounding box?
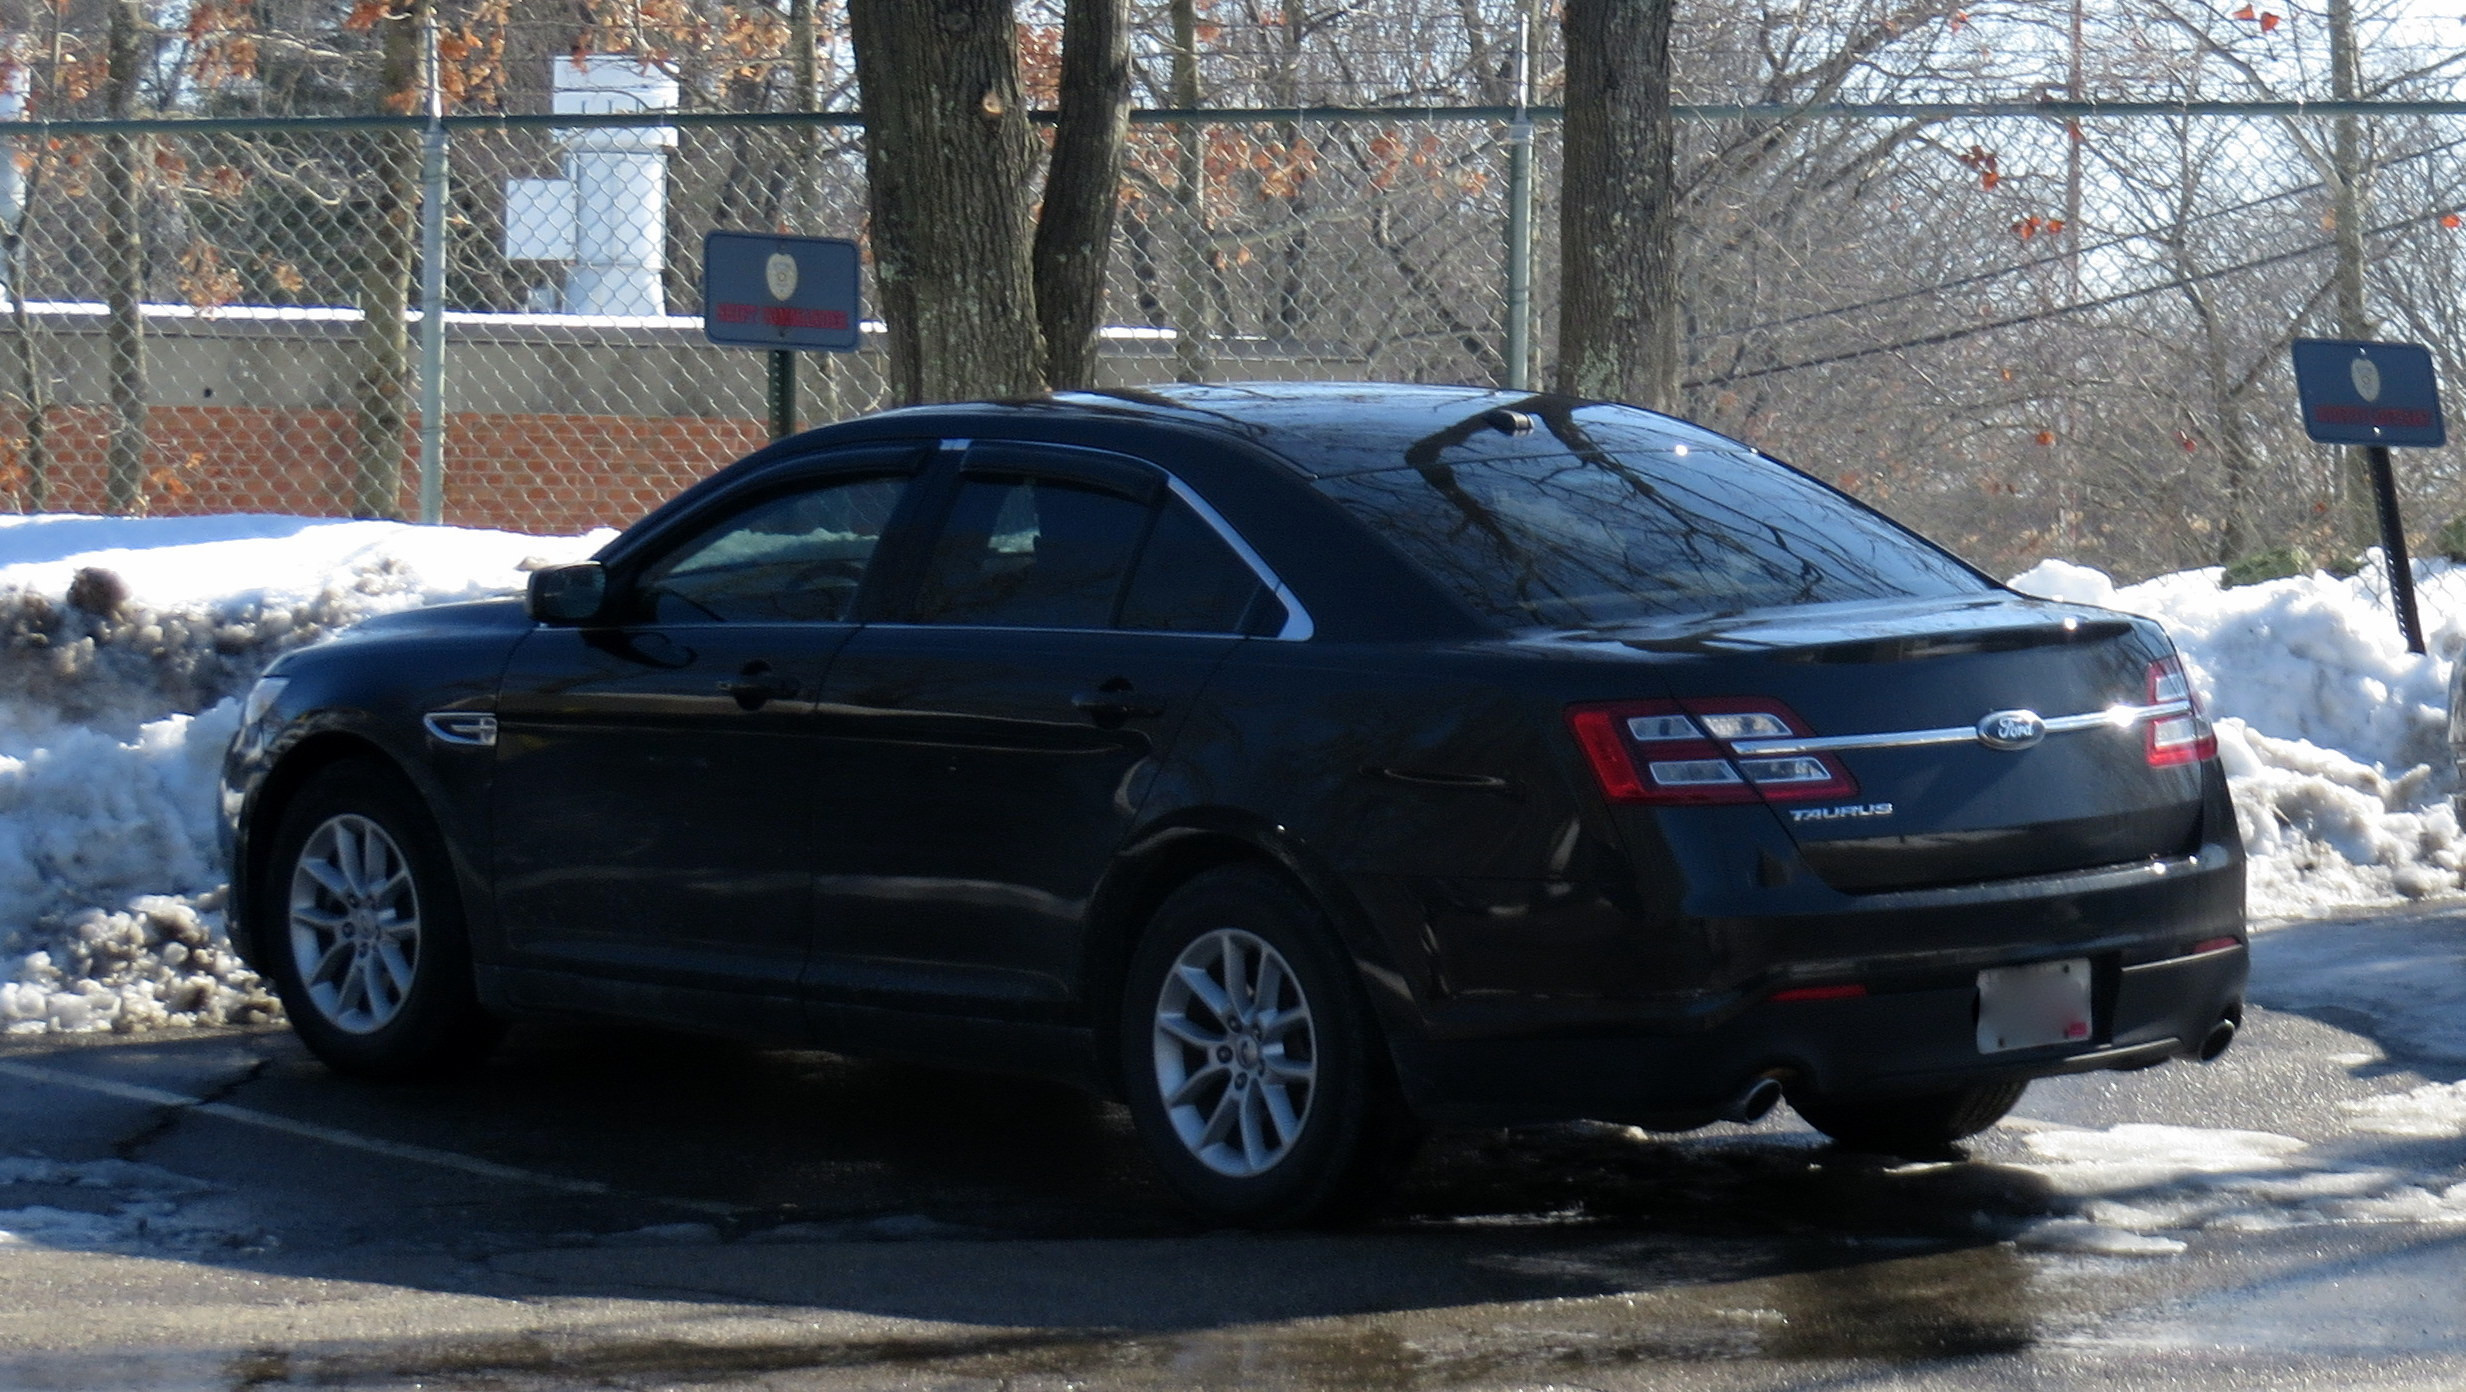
[719,660,799,710]
[1071,679,1166,725]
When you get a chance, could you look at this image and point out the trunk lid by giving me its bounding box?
[1600,593,2206,892]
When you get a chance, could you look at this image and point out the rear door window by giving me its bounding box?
[1317,447,1988,629]
[906,449,1272,635]
[911,476,1153,629]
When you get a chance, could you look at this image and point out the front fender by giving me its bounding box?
[222,617,521,967]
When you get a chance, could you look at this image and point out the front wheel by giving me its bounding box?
[1119,867,1420,1227]
[1788,1079,2029,1156]
[258,758,503,1081]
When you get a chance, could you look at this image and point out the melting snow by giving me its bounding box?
[2344,1081,2466,1137]
[0,515,607,1035]
[2003,1120,2466,1252]
[0,1155,258,1252]
[2007,555,2466,919]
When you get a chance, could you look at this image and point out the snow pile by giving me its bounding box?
[2008,556,2466,918]
[0,515,607,1035]
[0,893,276,1034]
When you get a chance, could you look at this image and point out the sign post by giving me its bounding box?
[2290,338,2446,655]
[701,231,862,440]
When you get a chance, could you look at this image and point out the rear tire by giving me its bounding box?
[257,758,503,1081]
[1119,866,1421,1227]
[1788,1079,2028,1156]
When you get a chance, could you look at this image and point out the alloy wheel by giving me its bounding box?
[286,813,423,1035]
[1151,928,1318,1177]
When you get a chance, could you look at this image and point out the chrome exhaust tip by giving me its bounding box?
[1720,1076,1786,1124]
[2198,1008,2241,1062]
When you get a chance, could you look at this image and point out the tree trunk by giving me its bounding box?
[351,0,422,520]
[1032,0,1129,389]
[1554,0,1679,412]
[5,154,52,511]
[1164,0,1215,381]
[848,0,1043,404]
[787,0,823,230]
[102,0,149,514]
[2326,0,2377,555]
[1270,0,1309,340]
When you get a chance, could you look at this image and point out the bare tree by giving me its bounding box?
[102,0,151,513]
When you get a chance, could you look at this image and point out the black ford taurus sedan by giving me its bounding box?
[220,383,2247,1224]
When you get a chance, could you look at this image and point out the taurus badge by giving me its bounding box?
[1976,709,2047,751]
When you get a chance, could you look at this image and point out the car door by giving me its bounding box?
[804,441,1276,1023]
[490,452,922,1019]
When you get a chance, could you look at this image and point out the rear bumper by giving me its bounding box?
[1382,838,2247,1126]
[1395,943,2246,1126]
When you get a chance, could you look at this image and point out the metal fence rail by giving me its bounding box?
[3,102,2464,582]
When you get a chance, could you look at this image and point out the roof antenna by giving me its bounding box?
[1484,408,1535,436]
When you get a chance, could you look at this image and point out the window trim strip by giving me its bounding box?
[1162,476,1315,641]
[1727,700,2193,757]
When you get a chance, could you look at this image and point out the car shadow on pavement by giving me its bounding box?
[2,1022,2074,1383]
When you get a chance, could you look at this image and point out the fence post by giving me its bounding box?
[1502,0,1537,391]
[415,15,448,525]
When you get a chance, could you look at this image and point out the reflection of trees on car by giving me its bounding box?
[1328,411,1985,630]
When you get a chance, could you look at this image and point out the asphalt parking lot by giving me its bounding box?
[2,916,2463,1392]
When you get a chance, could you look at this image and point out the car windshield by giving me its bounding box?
[1317,441,1989,629]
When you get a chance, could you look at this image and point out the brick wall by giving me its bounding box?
[0,405,770,535]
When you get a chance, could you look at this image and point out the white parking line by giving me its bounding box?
[0,1058,736,1217]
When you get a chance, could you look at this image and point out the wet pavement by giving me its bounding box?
[1,939,2462,1390]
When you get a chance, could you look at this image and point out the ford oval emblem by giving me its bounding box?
[1976,709,2046,751]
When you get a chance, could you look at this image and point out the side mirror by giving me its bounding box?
[526,562,609,625]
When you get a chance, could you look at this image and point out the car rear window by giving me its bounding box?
[1316,446,1989,628]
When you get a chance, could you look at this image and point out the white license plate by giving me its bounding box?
[1976,958,2093,1054]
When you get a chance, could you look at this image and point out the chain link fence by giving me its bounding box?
[5,103,2466,581]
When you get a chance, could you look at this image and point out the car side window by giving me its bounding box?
[911,475,1152,628]
[633,473,910,624]
[1119,497,1266,633]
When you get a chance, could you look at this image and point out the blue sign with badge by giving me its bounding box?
[702,231,862,352]
[2290,338,2445,448]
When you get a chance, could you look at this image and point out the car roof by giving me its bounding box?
[834,381,1755,480]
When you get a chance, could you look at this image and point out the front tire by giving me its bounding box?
[257,758,502,1081]
[1119,866,1419,1227]
[1788,1079,2028,1156]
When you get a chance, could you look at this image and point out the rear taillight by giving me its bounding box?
[1566,698,1858,806]
[2145,656,2216,766]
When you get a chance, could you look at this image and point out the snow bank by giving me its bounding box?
[0,515,607,1034]
[2007,556,2466,918]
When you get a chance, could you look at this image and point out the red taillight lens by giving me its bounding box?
[1771,983,1869,1003]
[1565,698,1858,806]
[1566,706,1653,802]
[2145,656,2216,767]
